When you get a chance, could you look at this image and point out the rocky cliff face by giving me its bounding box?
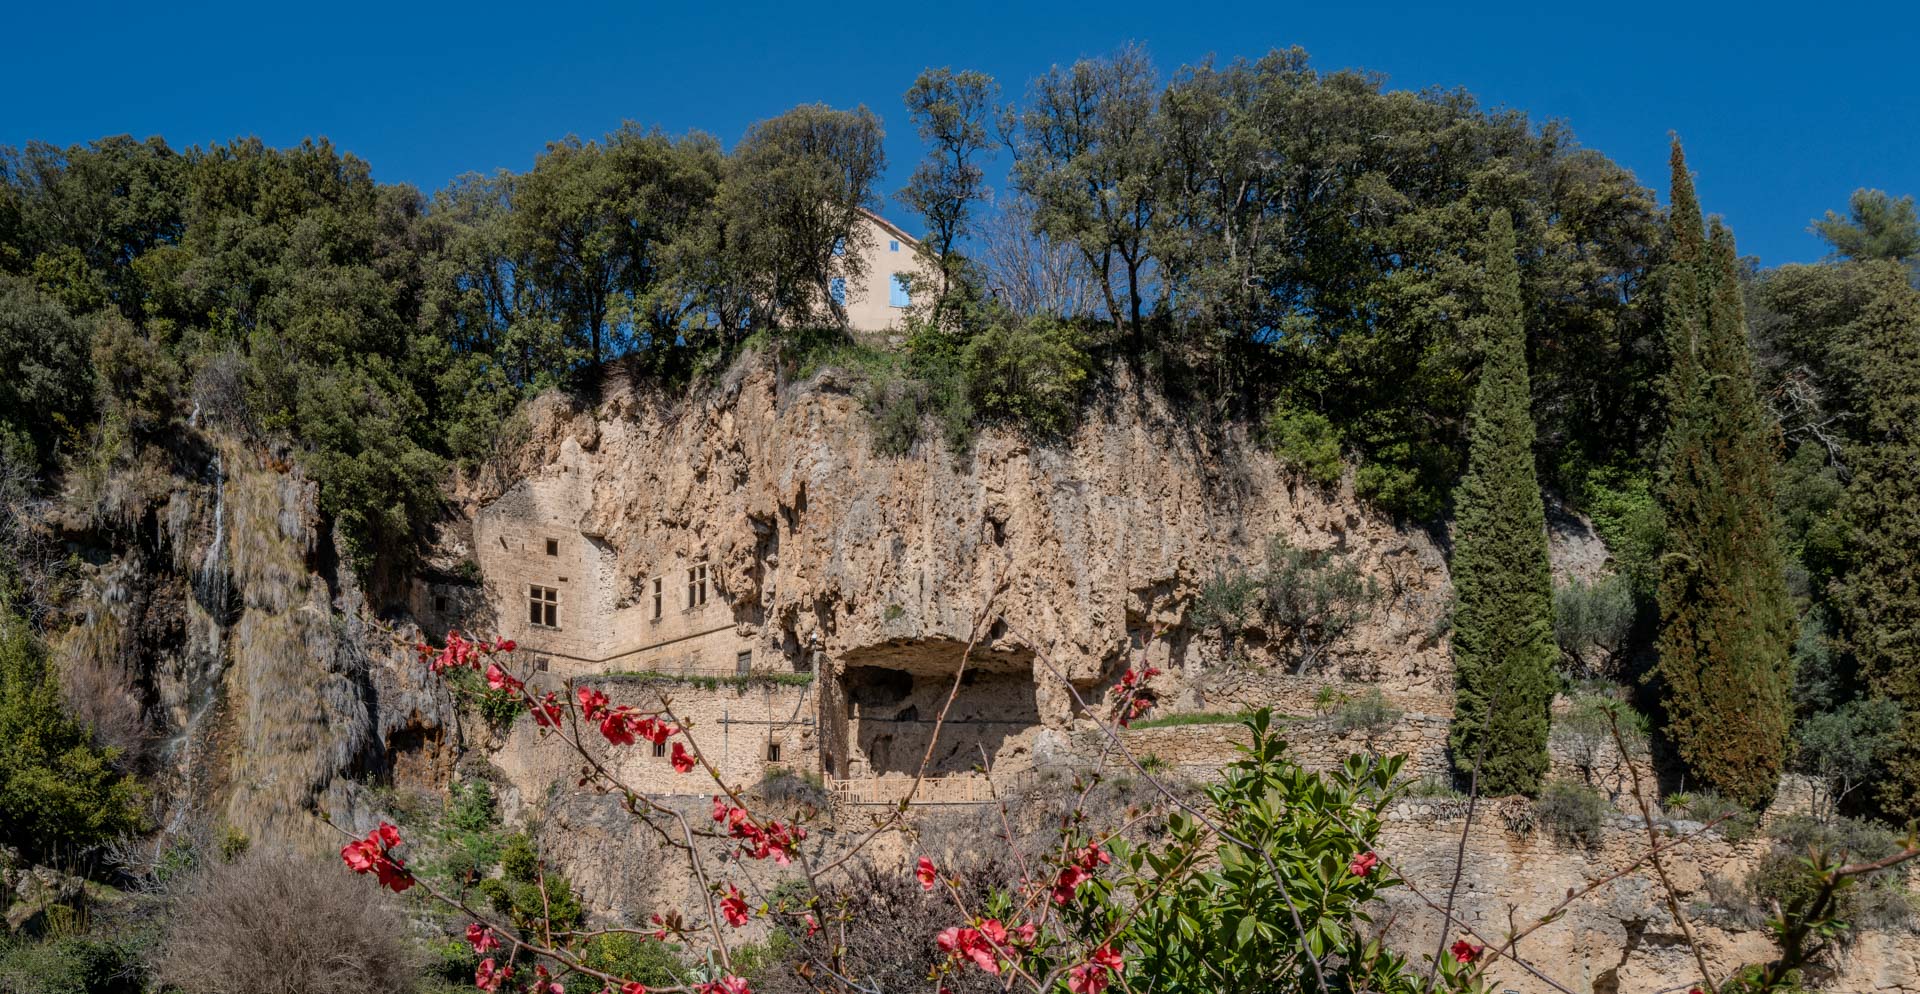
[40,352,1914,991]
[465,356,1457,699]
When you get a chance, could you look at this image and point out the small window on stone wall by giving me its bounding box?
[766,741,782,763]
[651,577,663,620]
[652,739,667,758]
[736,650,752,676]
[534,656,550,672]
[528,585,559,628]
[545,538,558,556]
[687,563,709,609]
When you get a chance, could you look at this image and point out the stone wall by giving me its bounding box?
[491,676,817,802]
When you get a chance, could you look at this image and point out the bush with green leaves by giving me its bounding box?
[1264,404,1344,486]
[1548,692,1647,784]
[1552,574,1636,680]
[0,932,145,994]
[1329,688,1402,736]
[1258,536,1378,674]
[960,313,1092,437]
[1531,780,1607,847]
[0,609,143,861]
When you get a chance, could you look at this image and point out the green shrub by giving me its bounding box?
[758,766,829,808]
[499,832,538,883]
[1662,791,1761,841]
[1353,445,1447,520]
[1329,689,1402,735]
[580,933,685,986]
[0,933,144,994]
[0,610,144,861]
[1533,780,1607,846]
[1264,404,1344,486]
[1552,574,1636,679]
[1259,536,1378,673]
[960,313,1091,437]
[1578,469,1664,598]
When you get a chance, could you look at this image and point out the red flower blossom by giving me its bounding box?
[532,692,564,727]
[531,963,565,994]
[475,958,510,993]
[1450,939,1484,964]
[805,913,819,937]
[577,686,608,721]
[339,823,412,893]
[916,857,938,890]
[601,709,636,746]
[697,977,750,994]
[1348,850,1379,877]
[1052,865,1087,905]
[497,639,516,653]
[720,886,751,927]
[671,741,696,773]
[1068,964,1109,994]
[620,984,646,994]
[485,663,522,694]
[465,923,499,954]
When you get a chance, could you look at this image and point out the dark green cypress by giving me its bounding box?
[1654,142,1795,807]
[1835,264,1920,818]
[1448,209,1557,796]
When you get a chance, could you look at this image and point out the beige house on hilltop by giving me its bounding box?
[835,208,935,336]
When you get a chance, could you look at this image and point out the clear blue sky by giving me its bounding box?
[6,0,1915,267]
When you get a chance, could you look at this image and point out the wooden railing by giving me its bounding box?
[829,774,997,806]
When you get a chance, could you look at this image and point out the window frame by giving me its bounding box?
[528,584,560,629]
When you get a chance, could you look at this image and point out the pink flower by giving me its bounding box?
[671,741,696,773]
[576,686,608,720]
[916,857,938,890]
[465,923,499,954]
[804,913,819,937]
[621,984,647,994]
[531,691,564,727]
[1450,939,1484,964]
[497,639,516,653]
[1348,850,1379,877]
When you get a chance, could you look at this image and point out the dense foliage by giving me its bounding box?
[1652,144,1795,808]
[0,608,144,862]
[1446,211,1556,796]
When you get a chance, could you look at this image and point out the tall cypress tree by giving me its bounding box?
[1448,209,1557,796]
[1654,143,1795,807]
[1835,264,1920,818]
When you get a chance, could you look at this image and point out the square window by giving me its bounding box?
[652,739,667,758]
[832,237,845,257]
[433,594,448,613]
[651,577,663,620]
[534,656,550,673]
[528,585,559,628]
[889,274,911,308]
[766,741,782,763]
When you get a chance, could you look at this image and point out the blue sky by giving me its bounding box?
[5,0,1914,266]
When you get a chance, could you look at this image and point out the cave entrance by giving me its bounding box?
[835,641,1039,779]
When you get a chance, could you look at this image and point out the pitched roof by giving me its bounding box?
[857,207,920,247]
